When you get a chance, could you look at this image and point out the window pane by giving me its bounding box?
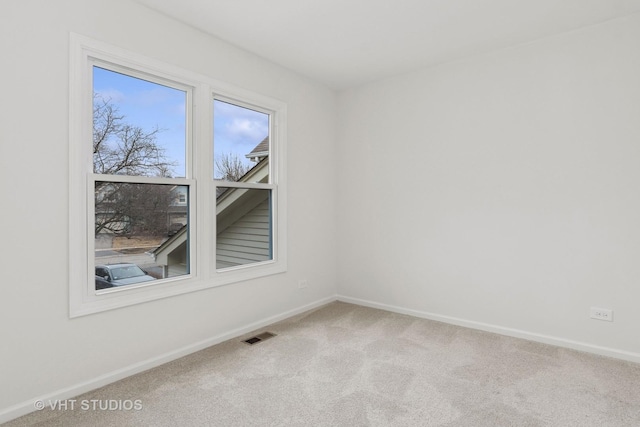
[93,66,187,178]
[216,188,272,269]
[95,182,189,289]
[213,100,269,183]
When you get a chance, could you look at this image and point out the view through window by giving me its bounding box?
[213,100,272,269]
[92,66,190,289]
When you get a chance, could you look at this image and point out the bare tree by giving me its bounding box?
[93,94,177,237]
[93,94,175,177]
[215,152,250,182]
[94,182,175,237]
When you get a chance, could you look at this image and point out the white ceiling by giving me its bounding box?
[135,0,640,90]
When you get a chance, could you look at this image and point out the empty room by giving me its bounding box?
[2,0,640,425]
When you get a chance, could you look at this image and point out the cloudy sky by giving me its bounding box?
[93,66,269,179]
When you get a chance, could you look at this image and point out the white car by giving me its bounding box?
[95,263,156,287]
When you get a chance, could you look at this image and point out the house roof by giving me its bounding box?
[155,138,269,260]
[152,225,187,258]
[245,136,268,160]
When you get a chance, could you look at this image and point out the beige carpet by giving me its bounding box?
[6,302,640,426]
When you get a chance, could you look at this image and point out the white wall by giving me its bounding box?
[337,14,640,359]
[0,0,337,419]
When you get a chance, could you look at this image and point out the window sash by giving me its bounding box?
[89,60,194,180]
[212,96,273,185]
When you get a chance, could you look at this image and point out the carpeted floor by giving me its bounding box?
[6,302,640,426]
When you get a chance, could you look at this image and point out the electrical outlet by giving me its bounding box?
[590,307,613,322]
[298,279,309,289]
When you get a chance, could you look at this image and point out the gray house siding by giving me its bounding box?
[216,198,271,269]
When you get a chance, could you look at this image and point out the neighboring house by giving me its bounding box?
[166,185,188,231]
[245,136,269,163]
[152,224,189,278]
[216,155,271,269]
[153,139,271,276]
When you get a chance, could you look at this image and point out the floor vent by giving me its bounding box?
[243,332,277,345]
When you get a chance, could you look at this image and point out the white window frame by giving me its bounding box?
[211,96,284,283]
[69,34,287,317]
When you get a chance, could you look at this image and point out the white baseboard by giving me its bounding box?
[0,296,335,424]
[337,294,640,364]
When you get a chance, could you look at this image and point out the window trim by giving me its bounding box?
[69,33,287,317]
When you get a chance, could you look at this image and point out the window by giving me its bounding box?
[92,67,192,283]
[213,100,273,270]
[69,34,287,316]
